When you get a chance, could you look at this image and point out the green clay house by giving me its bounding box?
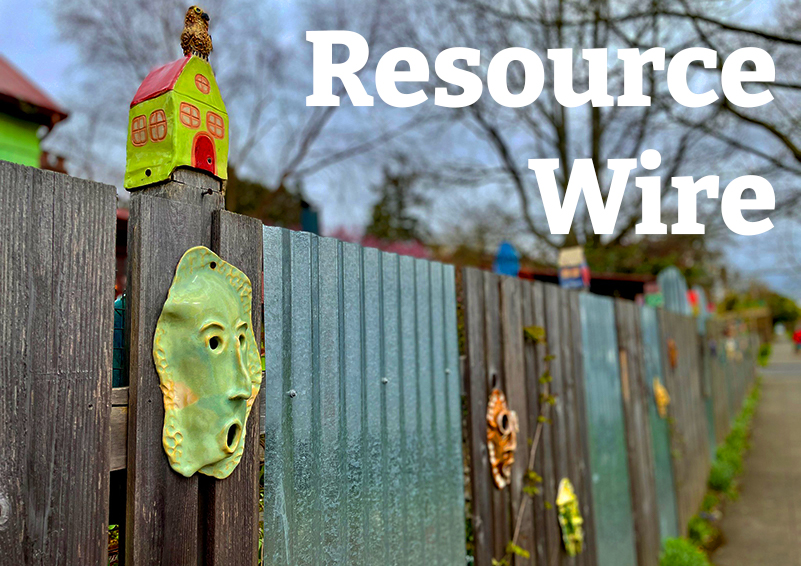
[0,54,68,171]
[125,55,228,189]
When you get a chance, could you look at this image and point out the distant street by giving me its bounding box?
[712,339,801,566]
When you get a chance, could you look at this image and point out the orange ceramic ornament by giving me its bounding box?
[486,388,519,489]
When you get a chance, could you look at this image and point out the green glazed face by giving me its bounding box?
[153,246,261,478]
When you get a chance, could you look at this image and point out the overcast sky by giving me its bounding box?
[2,0,800,303]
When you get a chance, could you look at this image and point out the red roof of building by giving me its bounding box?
[130,56,191,108]
[0,54,68,125]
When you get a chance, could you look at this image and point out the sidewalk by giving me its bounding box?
[711,340,801,566]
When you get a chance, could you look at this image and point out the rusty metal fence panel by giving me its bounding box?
[262,227,465,566]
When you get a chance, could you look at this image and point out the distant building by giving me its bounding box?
[0,54,68,172]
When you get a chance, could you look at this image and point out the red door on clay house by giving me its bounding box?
[192,133,216,175]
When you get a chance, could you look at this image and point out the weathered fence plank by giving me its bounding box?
[126,189,215,565]
[200,209,264,566]
[0,161,116,564]
[640,307,679,544]
[521,282,546,566]
[465,274,601,566]
[481,270,512,561]
[500,277,534,566]
[658,310,710,532]
[615,300,660,566]
[543,284,565,566]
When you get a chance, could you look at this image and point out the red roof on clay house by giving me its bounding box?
[0,54,68,125]
[130,56,191,107]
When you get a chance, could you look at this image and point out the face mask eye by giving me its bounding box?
[209,336,221,350]
[497,411,510,434]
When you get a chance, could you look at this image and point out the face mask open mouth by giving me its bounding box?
[225,422,242,454]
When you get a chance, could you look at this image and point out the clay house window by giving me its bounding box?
[195,74,210,94]
[149,110,167,142]
[207,112,225,139]
[180,102,201,129]
[131,115,148,146]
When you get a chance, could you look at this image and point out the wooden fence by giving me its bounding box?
[463,271,596,566]
[463,269,758,566]
[0,160,758,566]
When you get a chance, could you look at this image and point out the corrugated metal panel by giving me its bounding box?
[262,227,466,566]
[657,267,691,315]
[579,293,637,566]
[640,307,679,543]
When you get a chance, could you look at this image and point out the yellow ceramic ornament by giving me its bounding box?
[653,378,671,419]
[556,478,584,557]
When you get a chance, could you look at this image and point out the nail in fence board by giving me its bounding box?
[614,300,660,566]
[0,161,116,564]
[126,192,212,565]
[201,210,264,566]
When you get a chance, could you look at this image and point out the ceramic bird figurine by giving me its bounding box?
[181,6,213,60]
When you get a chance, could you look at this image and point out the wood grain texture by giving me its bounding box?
[500,277,534,566]
[110,406,129,472]
[463,274,600,566]
[522,282,545,566]
[125,189,216,565]
[658,310,710,531]
[615,300,660,566]
[201,210,264,566]
[0,161,116,564]
[463,268,494,566]
[706,321,731,444]
[484,272,512,560]
[541,284,562,565]
[529,282,550,566]
[111,387,129,472]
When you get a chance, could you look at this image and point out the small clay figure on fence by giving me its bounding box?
[125,6,227,190]
[181,6,213,60]
[487,388,519,489]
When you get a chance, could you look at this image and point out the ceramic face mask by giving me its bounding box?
[153,246,262,478]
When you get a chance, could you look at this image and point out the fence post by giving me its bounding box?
[202,210,263,565]
[125,169,261,565]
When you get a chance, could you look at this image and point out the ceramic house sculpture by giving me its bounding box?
[125,55,228,189]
